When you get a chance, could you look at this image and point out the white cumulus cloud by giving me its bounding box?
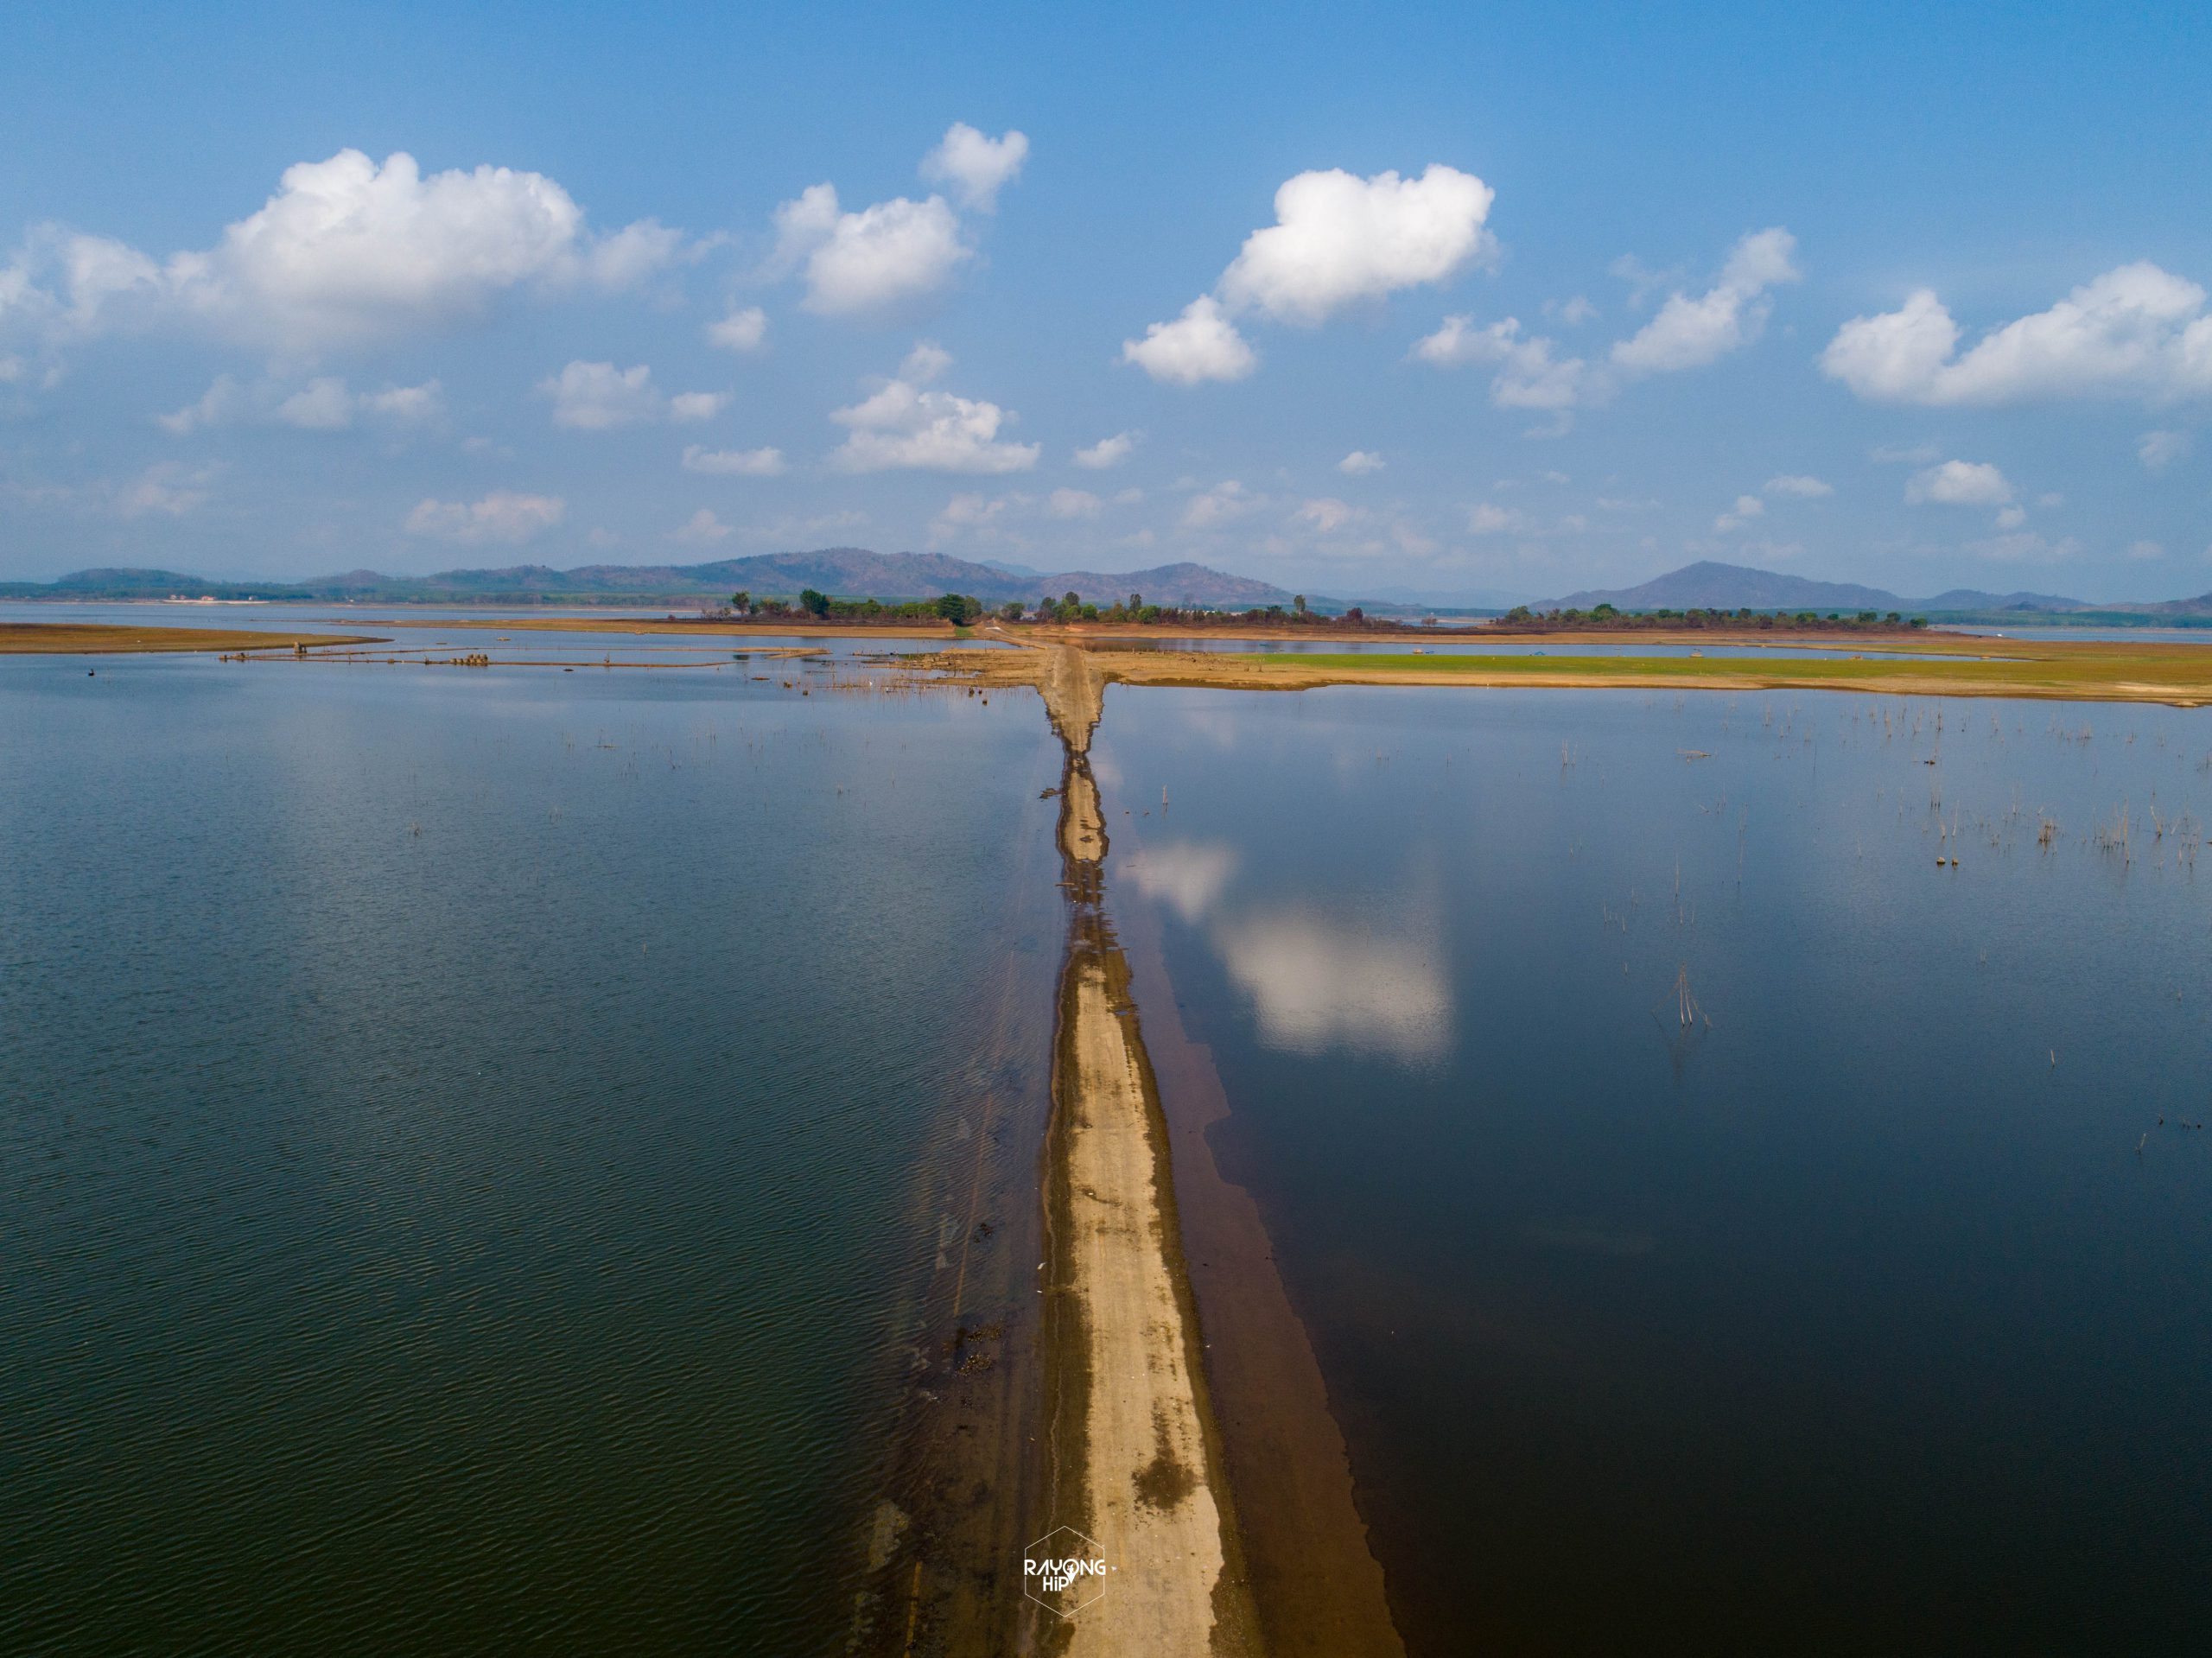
[1074,431,1138,468]
[900,340,953,383]
[772,183,969,315]
[1181,479,1259,529]
[1217,164,1495,325]
[829,375,1039,473]
[275,377,357,429]
[540,360,660,429]
[919,123,1029,212]
[706,305,767,351]
[1338,449,1386,475]
[405,490,564,544]
[1122,295,1256,384]
[668,391,728,422]
[1905,459,2014,506]
[4,149,677,353]
[1611,228,1799,373]
[538,361,722,429]
[1821,262,2212,404]
[1123,162,1493,383]
[1046,486,1102,518]
[1713,493,1765,531]
[1414,314,1605,430]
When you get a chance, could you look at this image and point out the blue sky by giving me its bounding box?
[3,0,2209,600]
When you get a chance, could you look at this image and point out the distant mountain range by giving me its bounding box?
[12,551,2212,624]
[0,549,1300,610]
[1537,560,2212,620]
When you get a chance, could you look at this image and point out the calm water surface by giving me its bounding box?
[0,650,1060,1653]
[1098,685,2212,1655]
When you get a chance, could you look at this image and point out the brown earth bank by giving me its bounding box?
[912,633,2212,708]
[0,623,382,654]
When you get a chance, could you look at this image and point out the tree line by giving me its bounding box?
[721,588,1412,629]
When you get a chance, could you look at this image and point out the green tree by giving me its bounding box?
[799,588,830,617]
[1294,594,1308,617]
[730,589,751,613]
[1001,600,1024,621]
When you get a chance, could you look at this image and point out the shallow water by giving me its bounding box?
[1096,685,2212,1654]
[0,651,1061,1653]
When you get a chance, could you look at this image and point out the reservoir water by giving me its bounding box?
[0,648,1061,1653]
[1098,684,2212,1654]
[12,637,2212,1654]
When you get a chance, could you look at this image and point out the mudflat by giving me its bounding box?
[925,633,2212,708]
[0,623,380,654]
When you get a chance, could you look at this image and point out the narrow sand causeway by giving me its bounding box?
[1061,958,1232,1655]
[1039,645,1256,1655]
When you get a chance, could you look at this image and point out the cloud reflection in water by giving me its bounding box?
[1214,912,1451,1065]
[1123,839,1452,1065]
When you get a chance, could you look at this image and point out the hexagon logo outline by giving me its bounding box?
[1021,1524,1116,1617]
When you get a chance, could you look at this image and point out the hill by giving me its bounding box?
[1542,562,1911,613]
[0,550,1299,610]
[1538,561,2101,616]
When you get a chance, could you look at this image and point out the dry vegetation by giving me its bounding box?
[922,632,2212,708]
